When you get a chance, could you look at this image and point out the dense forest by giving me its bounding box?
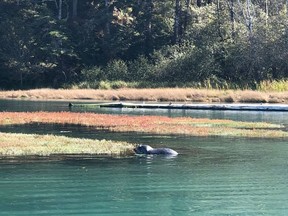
[0,0,288,89]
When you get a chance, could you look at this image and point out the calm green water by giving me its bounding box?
[0,100,288,215]
[1,137,288,215]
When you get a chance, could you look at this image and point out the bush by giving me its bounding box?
[110,80,128,89]
[105,59,128,81]
[128,56,155,81]
[81,66,103,82]
[99,81,111,89]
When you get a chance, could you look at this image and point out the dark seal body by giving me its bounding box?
[134,145,178,156]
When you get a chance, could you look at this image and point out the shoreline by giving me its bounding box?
[0,88,287,104]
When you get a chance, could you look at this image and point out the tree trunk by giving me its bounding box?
[72,0,78,18]
[58,0,62,20]
[105,0,110,37]
[174,0,181,44]
[103,0,111,59]
[216,0,224,40]
[265,0,268,17]
[197,0,201,7]
[145,0,153,55]
[246,0,253,37]
[230,0,235,38]
[183,0,191,34]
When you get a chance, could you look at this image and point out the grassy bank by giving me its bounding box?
[0,88,287,103]
[1,112,287,138]
[0,111,287,158]
[0,132,135,157]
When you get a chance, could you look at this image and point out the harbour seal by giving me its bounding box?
[134,144,178,156]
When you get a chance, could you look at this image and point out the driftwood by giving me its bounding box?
[70,102,288,112]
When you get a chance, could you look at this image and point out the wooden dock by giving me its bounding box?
[71,102,288,112]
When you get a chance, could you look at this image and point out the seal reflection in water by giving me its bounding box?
[134,144,178,156]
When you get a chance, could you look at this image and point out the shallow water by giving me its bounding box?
[1,137,288,215]
[0,99,288,124]
[0,99,288,215]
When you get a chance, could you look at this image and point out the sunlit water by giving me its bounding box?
[0,100,288,215]
[1,137,288,215]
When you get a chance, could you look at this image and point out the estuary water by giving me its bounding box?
[0,99,288,124]
[0,99,288,215]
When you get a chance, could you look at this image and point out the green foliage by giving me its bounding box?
[104,59,128,81]
[109,80,129,89]
[0,1,288,90]
[128,56,155,81]
[98,81,112,90]
[81,66,103,82]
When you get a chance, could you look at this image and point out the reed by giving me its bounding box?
[257,80,288,92]
[1,88,287,103]
[237,90,268,103]
[0,112,287,138]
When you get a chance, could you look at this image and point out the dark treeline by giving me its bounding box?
[0,0,288,89]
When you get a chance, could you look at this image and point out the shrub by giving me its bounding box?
[110,80,128,89]
[99,81,111,89]
[81,66,103,82]
[128,56,155,81]
[105,59,128,81]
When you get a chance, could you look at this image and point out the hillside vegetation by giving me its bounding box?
[0,1,287,89]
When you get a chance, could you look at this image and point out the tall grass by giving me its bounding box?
[65,78,288,93]
[0,88,287,103]
[257,80,288,92]
[67,79,244,90]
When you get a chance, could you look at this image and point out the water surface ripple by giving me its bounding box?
[0,100,288,215]
[1,138,288,215]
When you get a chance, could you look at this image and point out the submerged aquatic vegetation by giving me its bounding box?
[0,112,287,138]
[0,132,135,157]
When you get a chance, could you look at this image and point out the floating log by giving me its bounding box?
[102,103,288,111]
[71,102,288,112]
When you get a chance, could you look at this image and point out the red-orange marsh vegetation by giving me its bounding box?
[0,112,287,138]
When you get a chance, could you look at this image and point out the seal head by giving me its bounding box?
[134,144,178,156]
